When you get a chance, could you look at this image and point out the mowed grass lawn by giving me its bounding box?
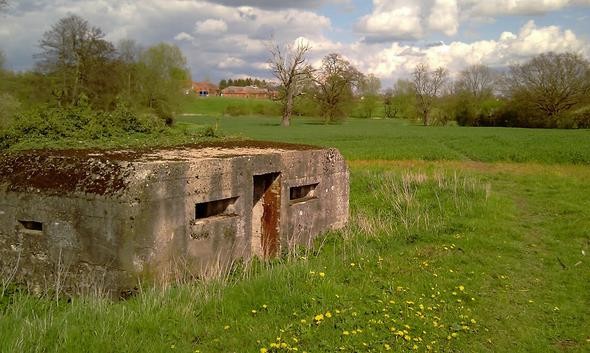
[1,109,590,352]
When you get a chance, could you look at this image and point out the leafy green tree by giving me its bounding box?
[503,52,590,125]
[313,53,362,123]
[359,74,381,118]
[383,79,415,120]
[452,65,498,126]
[136,43,190,125]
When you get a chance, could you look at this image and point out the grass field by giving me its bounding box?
[1,106,589,352]
[177,114,590,164]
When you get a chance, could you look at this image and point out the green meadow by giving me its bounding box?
[1,99,589,353]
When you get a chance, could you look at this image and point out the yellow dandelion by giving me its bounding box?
[223,325,230,330]
[459,285,465,291]
[319,272,325,277]
[314,314,324,323]
[325,311,332,318]
[260,348,268,353]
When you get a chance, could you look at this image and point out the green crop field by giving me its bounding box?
[1,103,589,353]
[177,114,590,164]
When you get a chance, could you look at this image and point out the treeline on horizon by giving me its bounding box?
[278,51,590,129]
[374,53,590,129]
[264,38,590,129]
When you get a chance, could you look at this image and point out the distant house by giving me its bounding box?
[192,82,219,96]
[221,86,273,99]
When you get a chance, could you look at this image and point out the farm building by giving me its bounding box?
[221,85,275,99]
[191,81,219,96]
[0,142,349,295]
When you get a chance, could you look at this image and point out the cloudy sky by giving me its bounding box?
[1,0,589,86]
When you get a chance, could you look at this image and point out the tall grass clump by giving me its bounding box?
[350,169,491,242]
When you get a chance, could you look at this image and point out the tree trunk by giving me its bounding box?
[282,89,293,127]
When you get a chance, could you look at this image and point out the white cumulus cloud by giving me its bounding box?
[357,0,590,41]
[428,0,459,36]
[194,19,228,34]
[354,20,588,84]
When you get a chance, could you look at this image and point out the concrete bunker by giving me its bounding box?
[0,141,349,295]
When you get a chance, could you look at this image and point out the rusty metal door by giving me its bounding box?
[252,173,281,258]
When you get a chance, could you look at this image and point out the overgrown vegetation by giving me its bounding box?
[0,15,193,149]
[0,100,165,149]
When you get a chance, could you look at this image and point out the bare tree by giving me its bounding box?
[313,53,363,123]
[456,64,496,99]
[504,52,590,119]
[413,63,448,126]
[268,40,312,127]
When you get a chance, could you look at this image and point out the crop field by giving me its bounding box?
[177,114,590,164]
[1,105,589,352]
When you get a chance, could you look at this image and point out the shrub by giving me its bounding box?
[568,106,590,129]
[0,93,21,129]
[0,101,166,149]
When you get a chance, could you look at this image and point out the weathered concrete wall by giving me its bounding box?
[0,142,348,295]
